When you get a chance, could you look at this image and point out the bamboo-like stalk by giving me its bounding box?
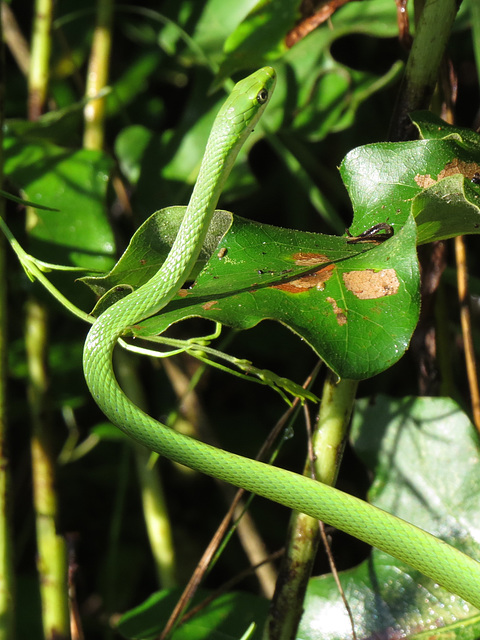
[263,373,358,640]
[27,1,70,637]
[28,0,53,120]
[26,300,70,638]
[81,0,178,593]
[83,0,114,150]
[0,9,15,638]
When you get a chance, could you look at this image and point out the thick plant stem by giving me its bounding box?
[389,0,458,140]
[0,10,15,638]
[26,301,70,639]
[28,0,52,120]
[82,0,177,590]
[134,445,177,588]
[83,0,114,150]
[27,1,70,637]
[263,372,358,640]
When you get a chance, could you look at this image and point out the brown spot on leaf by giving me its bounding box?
[217,247,227,258]
[178,289,189,298]
[202,300,218,310]
[343,269,399,299]
[326,297,347,325]
[272,263,334,293]
[415,159,480,188]
[292,252,330,266]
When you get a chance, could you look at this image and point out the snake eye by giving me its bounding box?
[256,89,268,104]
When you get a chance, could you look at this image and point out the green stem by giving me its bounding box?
[28,0,53,119]
[26,301,70,639]
[263,372,358,640]
[0,9,15,638]
[311,375,358,486]
[27,2,70,637]
[83,0,114,150]
[389,0,458,140]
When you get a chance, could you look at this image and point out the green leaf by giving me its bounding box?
[171,0,262,65]
[3,127,115,270]
[411,110,480,148]
[83,208,420,381]
[116,86,262,221]
[116,588,268,640]
[213,0,300,84]
[298,396,480,639]
[340,137,480,244]
[80,207,232,302]
[115,125,155,187]
[264,0,405,141]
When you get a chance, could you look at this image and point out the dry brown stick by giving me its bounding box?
[1,3,30,75]
[394,0,412,49]
[162,357,277,596]
[285,0,352,48]
[455,235,480,431]
[158,363,322,640]
[180,549,285,627]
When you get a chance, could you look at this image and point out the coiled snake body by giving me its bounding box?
[84,67,480,608]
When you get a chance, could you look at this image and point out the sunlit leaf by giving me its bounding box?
[299,396,480,640]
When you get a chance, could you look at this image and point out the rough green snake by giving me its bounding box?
[83,67,480,609]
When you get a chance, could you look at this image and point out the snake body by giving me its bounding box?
[84,67,480,608]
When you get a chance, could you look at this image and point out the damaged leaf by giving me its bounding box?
[82,207,419,380]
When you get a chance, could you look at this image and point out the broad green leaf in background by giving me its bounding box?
[114,81,264,222]
[3,124,115,270]
[213,0,408,140]
[154,0,262,66]
[81,208,420,381]
[116,588,269,640]
[114,0,408,224]
[213,0,301,84]
[298,396,480,640]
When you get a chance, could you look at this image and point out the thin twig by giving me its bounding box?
[455,236,480,431]
[159,364,322,640]
[163,356,277,596]
[286,0,352,48]
[394,0,412,49]
[1,3,30,75]
[181,549,285,626]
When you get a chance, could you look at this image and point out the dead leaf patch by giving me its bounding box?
[343,269,399,299]
[292,252,330,266]
[272,263,334,294]
[326,297,347,325]
[202,300,219,310]
[415,159,480,188]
